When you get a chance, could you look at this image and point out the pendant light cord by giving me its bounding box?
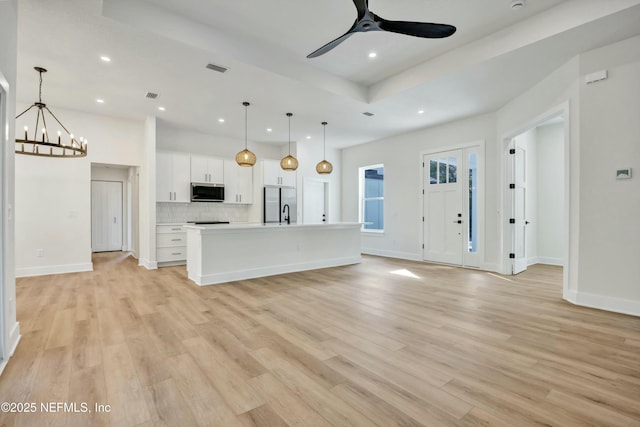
[287,113,293,155]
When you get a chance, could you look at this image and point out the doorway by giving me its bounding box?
[303,179,329,224]
[90,164,138,255]
[91,181,123,252]
[505,112,567,277]
[423,144,484,267]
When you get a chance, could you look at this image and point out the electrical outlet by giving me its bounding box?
[36,249,44,257]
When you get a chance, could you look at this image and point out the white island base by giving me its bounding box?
[185,223,362,286]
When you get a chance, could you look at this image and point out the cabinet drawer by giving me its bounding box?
[157,246,186,262]
[157,233,186,247]
[157,224,185,234]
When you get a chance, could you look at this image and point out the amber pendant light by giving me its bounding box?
[280,112,298,171]
[316,121,333,174]
[235,101,256,167]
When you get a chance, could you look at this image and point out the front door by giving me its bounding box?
[424,150,464,265]
[424,146,483,267]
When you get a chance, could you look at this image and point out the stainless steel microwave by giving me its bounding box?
[191,183,224,202]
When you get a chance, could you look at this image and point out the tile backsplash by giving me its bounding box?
[157,203,250,224]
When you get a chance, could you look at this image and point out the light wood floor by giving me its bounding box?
[1,253,639,426]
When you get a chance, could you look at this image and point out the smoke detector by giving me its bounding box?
[511,0,525,10]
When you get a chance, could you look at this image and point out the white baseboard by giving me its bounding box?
[1,322,21,377]
[138,258,158,270]
[529,256,563,266]
[537,257,563,266]
[191,256,362,286]
[564,289,640,317]
[16,263,93,278]
[362,248,421,261]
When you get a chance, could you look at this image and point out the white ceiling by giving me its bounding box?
[15,0,640,149]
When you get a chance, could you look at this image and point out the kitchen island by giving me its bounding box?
[185,222,362,286]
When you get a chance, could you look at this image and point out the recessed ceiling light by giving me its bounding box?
[267,128,273,132]
[96,98,105,104]
[368,52,377,58]
[418,110,425,115]
[306,135,312,140]
[218,118,225,123]
[158,106,166,111]
[100,56,111,62]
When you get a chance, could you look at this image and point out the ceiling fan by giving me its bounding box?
[307,0,456,58]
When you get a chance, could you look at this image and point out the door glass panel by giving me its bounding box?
[438,158,447,184]
[430,160,437,184]
[448,156,457,183]
[468,152,477,253]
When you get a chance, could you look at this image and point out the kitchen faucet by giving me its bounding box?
[282,204,290,225]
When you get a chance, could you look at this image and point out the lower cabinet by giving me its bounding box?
[157,224,186,265]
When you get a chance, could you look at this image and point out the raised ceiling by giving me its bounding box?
[16,0,640,148]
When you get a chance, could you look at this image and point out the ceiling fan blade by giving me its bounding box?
[378,19,456,38]
[307,30,355,58]
[352,0,369,19]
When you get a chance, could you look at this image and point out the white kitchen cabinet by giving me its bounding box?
[190,155,224,184]
[157,152,191,202]
[262,159,296,187]
[157,224,186,264]
[224,160,253,204]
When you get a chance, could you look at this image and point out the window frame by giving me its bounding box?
[358,164,385,234]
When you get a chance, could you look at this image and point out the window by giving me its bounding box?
[359,164,384,231]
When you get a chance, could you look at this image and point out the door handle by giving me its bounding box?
[453,220,463,224]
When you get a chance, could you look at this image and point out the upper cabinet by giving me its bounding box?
[157,152,191,202]
[224,160,253,204]
[191,155,224,184]
[263,159,296,187]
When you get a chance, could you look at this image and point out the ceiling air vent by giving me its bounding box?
[362,112,374,117]
[145,92,159,99]
[206,63,228,73]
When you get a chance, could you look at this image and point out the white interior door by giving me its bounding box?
[92,181,123,252]
[512,140,528,274]
[424,150,464,265]
[303,180,327,224]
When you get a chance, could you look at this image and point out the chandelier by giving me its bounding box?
[15,67,87,158]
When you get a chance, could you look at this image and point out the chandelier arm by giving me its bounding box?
[34,108,42,143]
[41,110,50,143]
[44,106,73,137]
[16,104,36,120]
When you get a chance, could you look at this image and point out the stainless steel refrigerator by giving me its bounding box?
[264,186,297,224]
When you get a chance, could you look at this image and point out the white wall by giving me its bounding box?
[0,0,20,370]
[536,122,564,264]
[341,113,497,265]
[14,107,147,276]
[577,36,640,310]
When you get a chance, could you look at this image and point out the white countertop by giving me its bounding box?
[184,222,362,232]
